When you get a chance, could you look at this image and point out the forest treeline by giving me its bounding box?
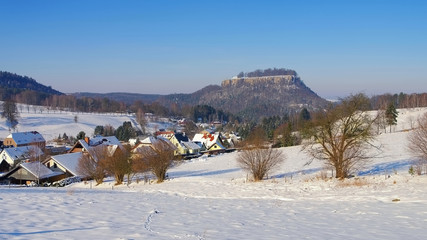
[236,68,297,78]
[370,92,427,109]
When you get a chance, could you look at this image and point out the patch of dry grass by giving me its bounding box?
[336,178,369,188]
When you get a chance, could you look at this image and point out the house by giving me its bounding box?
[0,161,63,185]
[192,132,226,153]
[222,132,241,148]
[69,136,122,153]
[133,136,177,154]
[44,152,83,179]
[3,131,46,150]
[0,145,44,172]
[156,131,190,156]
[181,141,201,156]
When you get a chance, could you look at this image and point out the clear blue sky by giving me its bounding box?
[1,0,426,99]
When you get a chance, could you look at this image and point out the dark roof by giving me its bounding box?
[175,133,189,143]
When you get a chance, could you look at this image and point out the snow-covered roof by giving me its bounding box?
[89,136,121,146]
[181,141,201,150]
[138,136,176,149]
[192,132,224,150]
[50,152,82,177]
[141,136,160,145]
[6,131,45,145]
[77,139,91,152]
[20,161,62,179]
[72,136,123,155]
[1,146,43,165]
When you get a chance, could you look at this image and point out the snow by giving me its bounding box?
[193,132,225,150]
[1,107,427,239]
[89,136,121,146]
[0,105,174,141]
[50,152,82,177]
[1,145,43,165]
[5,131,45,145]
[20,161,62,179]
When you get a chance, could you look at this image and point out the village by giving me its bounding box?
[0,121,241,187]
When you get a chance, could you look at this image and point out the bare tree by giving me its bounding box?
[303,94,379,179]
[1,99,19,131]
[408,115,416,130]
[237,127,284,181]
[374,109,387,134]
[136,108,147,135]
[237,146,284,181]
[76,145,108,185]
[183,120,200,139]
[103,145,132,185]
[132,148,150,175]
[103,124,116,136]
[139,139,177,183]
[407,113,427,174]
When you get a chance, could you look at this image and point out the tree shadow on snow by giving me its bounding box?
[272,167,323,179]
[171,168,241,178]
[0,227,99,236]
[358,159,417,176]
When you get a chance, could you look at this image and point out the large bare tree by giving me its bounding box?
[407,113,427,174]
[303,94,379,179]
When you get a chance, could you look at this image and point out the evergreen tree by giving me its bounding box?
[115,121,136,141]
[94,125,104,136]
[76,131,86,140]
[385,103,398,132]
[299,108,311,121]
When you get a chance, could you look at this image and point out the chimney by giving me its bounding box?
[84,137,90,144]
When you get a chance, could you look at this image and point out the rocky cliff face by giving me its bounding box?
[201,75,327,120]
[221,75,297,88]
[160,74,328,121]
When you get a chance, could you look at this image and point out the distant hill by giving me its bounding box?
[71,92,162,104]
[73,69,328,121]
[0,71,63,96]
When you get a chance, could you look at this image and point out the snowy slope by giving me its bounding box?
[0,104,173,141]
[1,107,427,239]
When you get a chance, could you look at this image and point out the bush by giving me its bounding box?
[237,147,284,181]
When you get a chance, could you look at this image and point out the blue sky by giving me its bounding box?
[1,0,426,99]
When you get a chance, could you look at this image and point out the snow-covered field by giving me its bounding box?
[1,108,427,239]
[0,104,172,141]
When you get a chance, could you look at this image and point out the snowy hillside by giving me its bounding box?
[0,104,173,141]
[1,107,427,239]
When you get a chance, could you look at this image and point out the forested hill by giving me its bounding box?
[0,71,63,96]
